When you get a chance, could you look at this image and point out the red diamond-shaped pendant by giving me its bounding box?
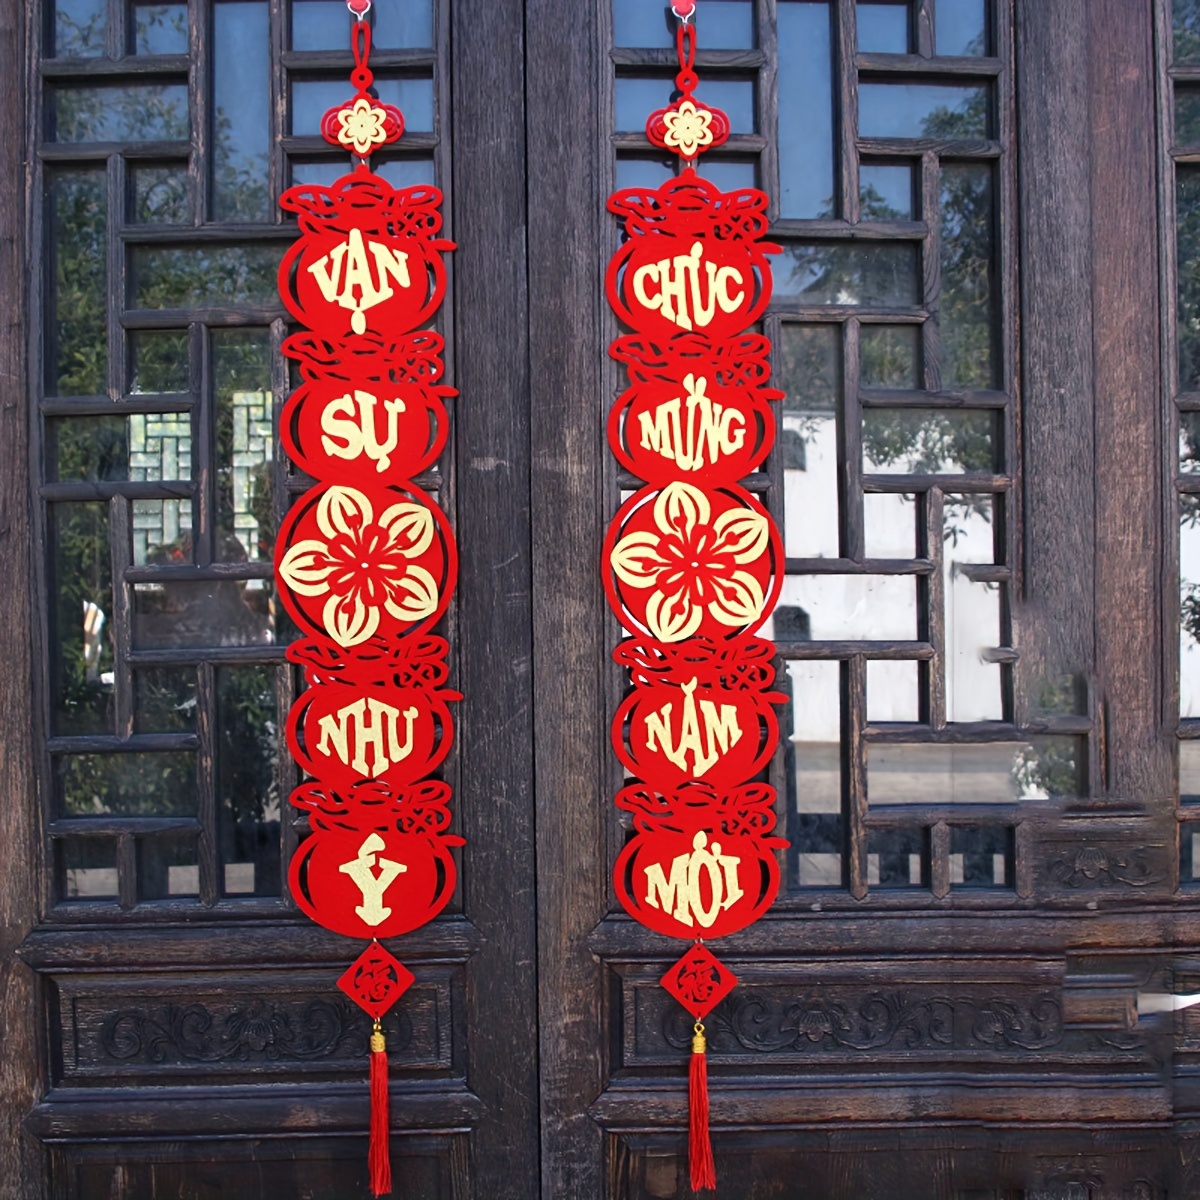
[661,944,738,1021]
[338,941,415,1020]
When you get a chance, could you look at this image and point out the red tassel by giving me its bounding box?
[688,1022,716,1192]
[369,1021,392,1197]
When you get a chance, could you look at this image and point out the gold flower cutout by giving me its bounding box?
[610,482,769,643]
[279,486,440,647]
[661,101,716,159]
[337,97,389,157]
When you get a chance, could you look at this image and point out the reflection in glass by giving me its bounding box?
[48,169,106,396]
[614,158,674,189]
[1182,506,1200,717]
[59,752,198,816]
[863,409,994,473]
[858,83,988,140]
[863,491,916,557]
[776,243,919,307]
[777,2,834,219]
[775,324,840,557]
[940,164,996,388]
[950,825,1011,887]
[132,499,194,566]
[218,666,281,896]
[292,78,434,135]
[290,157,437,189]
[613,0,754,48]
[131,244,282,309]
[945,574,1003,722]
[1183,825,1200,884]
[51,504,114,736]
[61,838,118,899]
[213,330,274,563]
[1185,742,1200,801]
[784,659,843,888]
[701,160,757,191]
[867,658,919,721]
[856,1,909,54]
[867,827,926,887]
[860,164,913,219]
[142,834,200,898]
[130,330,190,393]
[214,2,270,221]
[1179,169,1200,388]
[860,325,919,387]
[54,0,106,56]
[135,668,198,732]
[132,3,188,54]
[615,78,755,135]
[132,579,275,648]
[771,574,916,640]
[936,0,988,56]
[52,84,189,142]
[49,417,128,482]
[131,164,192,224]
[1177,0,1200,62]
[1183,414,1200,472]
[944,492,995,559]
[867,738,1078,804]
[292,0,433,49]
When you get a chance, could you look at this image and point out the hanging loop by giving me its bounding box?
[350,20,374,91]
[672,0,696,24]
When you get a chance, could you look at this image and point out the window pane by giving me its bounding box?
[950,826,1012,888]
[1177,0,1200,63]
[615,78,755,135]
[131,163,193,225]
[130,330,190,393]
[60,838,119,899]
[59,752,198,816]
[292,78,434,135]
[867,658,919,721]
[772,575,917,640]
[936,0,988,57]
[857,2,909,54]
[52,84,190,142]
[47,168,106,396]
[613,0,754,49]
[141,834,201,898]
[860,325,920,387]
[291,0,433,50]
[135,667,198,732]
[860,164,914,219]
[132,579,277,648]
[1179,169,1200,389]
[131,2,188,54]
[863,409,995,473]
[130,244,282,309]
[864,491,916,557]
[939,164,996,388]
[776,243,920,307]
[867,827,927,887]
[1183,741,1200,800]
[214,1,271,221]
[1182,502,1200,717]
[778,2,835,218]
[54,0,107,56]
[132,498,194,565]
[858,83,989,140]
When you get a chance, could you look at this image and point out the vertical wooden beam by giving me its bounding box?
[527,0,608,1190]
[0,0,46,1193]
[1090,0,1171,806]
[450,0,540,1193]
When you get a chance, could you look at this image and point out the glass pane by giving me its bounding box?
[134,667,197,732]
[50,503,114,736]
[944,493,995,558]
[950,826,1011,888]
[945,574,1003,722]
[47,168,106,396]
[858,83,989,140]
[61,838,119,899]
[141,834,201,898]
[936,0,988,56]
[777,2,834,219]
[859,164,914,219]
[131,163,192,225]
[701,160,758,190]
[867,738,1079,804]
[1182,504,1200,717]
[614,0,754,49]
[1183,825,1200,884]
[49,417,128,482]
[857,2,909,53]
[784,659,843,888]
[130,244,282,309]
[1177,0,1200,63]
[217,665,281,896]
[132,3,188,54]
[130,330,189,393]
[213,330,274,563]
[290,0,350,50]
[59,752,198,816]
[292,78,434,135]
[1184,742,1200,801]
[291,0,433,50]
[771,574,917,640]
[132,498,193,565]
[1183,88,1200,150]
[376,158,437,188]
[940,164,996,388]
[214,1,271,222]
[863,409,994,473]
[52,84,189,142]
[861,325,920,387]
[133,413,193,480]
[1182,413,1200,472]
[614,158,675,189]
[1180,169,1200,389]
[776,324,840,558]
[864,491,916,557]
[867,827,927,887]
[867,658,919,721]
[614,78,755,135]
[776,243,919,307]
[132,578,277,648]
[54,0,106,56]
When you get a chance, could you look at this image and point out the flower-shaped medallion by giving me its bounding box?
[337,97,390,157]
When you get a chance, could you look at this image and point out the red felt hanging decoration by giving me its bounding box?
[602,7,786,1190]
[276,2,458,1193]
